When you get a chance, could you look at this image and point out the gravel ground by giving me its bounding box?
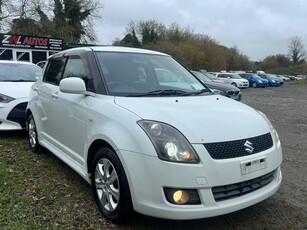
[122,82,307,230]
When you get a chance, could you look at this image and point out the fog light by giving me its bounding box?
[164,188,201,205]
[173,190,189,204]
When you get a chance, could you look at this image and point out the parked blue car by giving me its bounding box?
[239,73,268,88]
[257,73,281,87]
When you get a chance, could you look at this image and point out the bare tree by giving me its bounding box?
[288,36,306,65]
[0,0,20,30]
[1,0,103,43]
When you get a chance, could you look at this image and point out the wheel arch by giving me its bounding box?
[87,139,115,174]
[25,108,32,120]
[25,109,33,131]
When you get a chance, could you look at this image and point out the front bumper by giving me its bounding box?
[0,100,27,130]
[119,141,282,220]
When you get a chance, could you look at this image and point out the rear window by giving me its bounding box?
[0,62,42,82]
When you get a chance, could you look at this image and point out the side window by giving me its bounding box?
[44,57,66,85]
[62,55,93,91]
[63,55,87,79]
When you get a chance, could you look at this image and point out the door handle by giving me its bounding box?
[51,92,59,99]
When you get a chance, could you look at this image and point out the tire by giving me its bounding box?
[91,147,133,223]
[252,82,257,88]
[27,114,40,153]
[231,82,237,87]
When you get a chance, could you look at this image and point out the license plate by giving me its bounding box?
[240,157,267,175]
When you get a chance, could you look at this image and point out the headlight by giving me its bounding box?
[211,89,222,95]
[258,80,262,83]
[138,120,199,163]
[0,93,15,103]
[271,80,275,83]
[257,110,280,143]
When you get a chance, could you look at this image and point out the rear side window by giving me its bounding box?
[44,57,66,85]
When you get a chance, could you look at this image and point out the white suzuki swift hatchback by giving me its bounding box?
[26,47,282,223]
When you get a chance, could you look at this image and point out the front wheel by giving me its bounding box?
[27,114,40,153]
[231,82,237,87]
[91,147,133,223]
[252,82,257,88]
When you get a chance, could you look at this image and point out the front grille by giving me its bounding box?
[204,133,273,160]
[7,102,28,128]
[212,170,275,202]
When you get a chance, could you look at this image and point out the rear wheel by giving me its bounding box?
[27,114,40,153]
[91,147,133,223]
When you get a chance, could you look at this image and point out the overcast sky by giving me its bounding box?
[94,0,307,61]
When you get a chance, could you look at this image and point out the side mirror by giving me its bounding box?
[59,77,86,94]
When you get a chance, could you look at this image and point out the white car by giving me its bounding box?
[216,73,249,88]
[26,47,282,223]
[0,60,42,130]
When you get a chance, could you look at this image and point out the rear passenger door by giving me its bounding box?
[39,56,66,139]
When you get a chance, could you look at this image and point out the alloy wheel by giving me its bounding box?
[94,158,120,212]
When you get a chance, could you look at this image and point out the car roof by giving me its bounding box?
[59,46,170,56]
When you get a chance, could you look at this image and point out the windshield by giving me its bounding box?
[229,74,242,79]
[250,74,263,79]
[0,63,42,81]
[191,71,212,82]
[267,74,280,80]
[242,74,263,79]
[96,52,209,96]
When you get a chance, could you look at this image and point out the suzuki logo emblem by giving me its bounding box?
[244,140,254,153]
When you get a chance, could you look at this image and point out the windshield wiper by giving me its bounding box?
[181,88,212,96]
[129,89,189,97]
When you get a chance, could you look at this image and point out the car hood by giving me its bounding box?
[114,95,271,143]
[205,82,240,91]
[0,82,34,98]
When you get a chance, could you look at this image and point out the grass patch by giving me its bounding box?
[0,132,116,229]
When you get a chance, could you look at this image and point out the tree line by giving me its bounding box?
[1,1,306,75]
[113,20,306,75]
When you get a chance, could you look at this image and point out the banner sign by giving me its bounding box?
[0,33,63,51]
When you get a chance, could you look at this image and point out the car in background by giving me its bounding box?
[257,73,281,87]
[285,75,297,81]
[215,72,249,88]
[239,73,268,88]
[0,60,42,130]
[201,72,225,83]
[277,75,290,81]
[192,71,242,101]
